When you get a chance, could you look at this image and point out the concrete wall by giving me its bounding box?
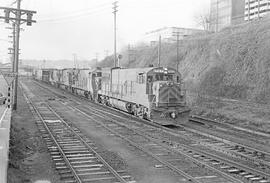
[0,107,11,183]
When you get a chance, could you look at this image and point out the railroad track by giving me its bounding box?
[23,79,242,183]
[30,80,270,182]
[32,79,270,168]
[189,115,270,147]
[190,115,270,138]
[21,85,134,183]
[188,116,270,168]
[66,103,270,183]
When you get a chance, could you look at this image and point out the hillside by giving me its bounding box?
[98,16,270,104]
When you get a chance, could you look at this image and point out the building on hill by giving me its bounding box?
[210,0,245,32]
[245,0,270,21]
[144,27,205,46]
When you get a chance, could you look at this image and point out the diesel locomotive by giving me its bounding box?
[33,66,190,125]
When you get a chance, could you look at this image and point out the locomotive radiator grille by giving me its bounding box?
[158,85,182,105]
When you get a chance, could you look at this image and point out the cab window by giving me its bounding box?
[137,73,145,84]
[147,76,153,82]
[155,74,163,81]
[155,74,174,81]
[96,72,102,77]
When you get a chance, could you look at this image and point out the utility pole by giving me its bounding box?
[128,44,131,63]
[158,35,161,67]
[128,44,136,64]
[12,23,15,73]
[13,0,21,111]
[173,31,180,72]
[104,50,109,58]
[95,52,99,66]
[112,1,118,67]
[73,53,77,69]
[43,59,46,68]
[0,1,36,110]
[216,0,219,32]
[6,24,15,73]
[6,23,16,73]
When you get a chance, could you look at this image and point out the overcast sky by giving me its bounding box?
[0,0,210,62]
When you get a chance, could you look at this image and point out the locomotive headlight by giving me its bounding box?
[171,112,176,119]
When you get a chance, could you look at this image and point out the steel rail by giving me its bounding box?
[45,104,128,183]
[67,96,270,172]
[32,80,270,166]
[33,81,270,152]
[81,104,270,180]
[70,104,247,183]
[67,104,246,183]
[31,80,270,181]
[190,115,270,138]
[21,84,129,183]
[189,116,270,155]
[22,91,83,183]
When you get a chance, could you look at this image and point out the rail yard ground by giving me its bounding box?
[188,92,270,136]
[7,85,62,183]
[7,78,270,183]
[8,79,183,183]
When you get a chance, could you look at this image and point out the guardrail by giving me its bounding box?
[0,107,11,183]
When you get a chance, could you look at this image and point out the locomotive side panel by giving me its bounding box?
[110,68,150,107]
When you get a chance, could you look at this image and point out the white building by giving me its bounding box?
[210,0,245,32]
[245,0,270,21]
[143,27,205,45]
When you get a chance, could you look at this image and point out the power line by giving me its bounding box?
[38,7,111,24]
[38,3,112,22]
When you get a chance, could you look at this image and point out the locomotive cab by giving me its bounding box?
[146,67,190,124]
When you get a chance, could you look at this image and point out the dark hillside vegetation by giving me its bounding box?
[98,16,270,104]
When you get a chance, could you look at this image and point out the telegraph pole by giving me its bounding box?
[73,53,77,69]
[173,31,180,72]
[12,23,15,73]
[112,1,118,67]
[216,0,219,32]
[128,44,136,64]
[104,50,109,58]
[95,52,99,66]
[6,23,15,73]
[0,2,36,110]
[13,0,21,110]
[7,23,15,108]
[158,35,161,67]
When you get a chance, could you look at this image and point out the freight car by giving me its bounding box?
[33,68,53,83]
[34,66,190,125]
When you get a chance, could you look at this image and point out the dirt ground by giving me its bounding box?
[188,92,270,134]
[18,79,186,183]
[51,101,184,183]
[7,85,62,183]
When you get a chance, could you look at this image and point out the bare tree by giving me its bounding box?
[194,12,211,31]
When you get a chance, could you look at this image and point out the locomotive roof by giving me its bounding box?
[112,67,179,74]
[38,67,180,75]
